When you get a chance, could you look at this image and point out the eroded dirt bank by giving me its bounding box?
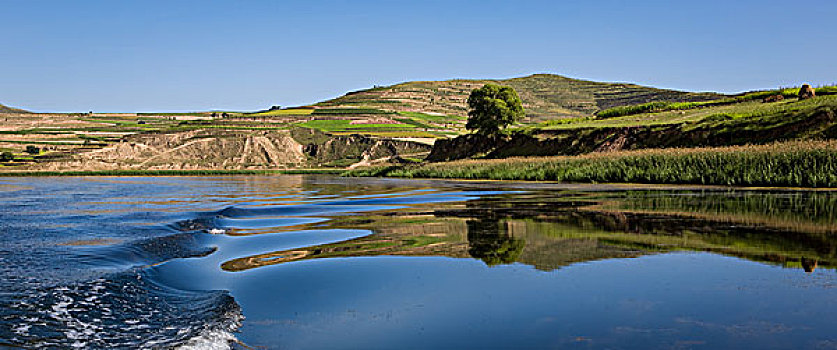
[18,129,431,171]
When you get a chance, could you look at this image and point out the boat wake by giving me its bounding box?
[2,269,242,349]
[1,211,245,349]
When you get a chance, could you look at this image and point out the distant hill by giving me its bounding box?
[316,74,724,121]
[0,103,29,113]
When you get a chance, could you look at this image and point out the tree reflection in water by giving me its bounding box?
[466,219,525,266]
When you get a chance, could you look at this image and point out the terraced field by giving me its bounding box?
[0,109,437,171]
[317,74,723,121]
[529,89,837,131]
[3,74,832,174]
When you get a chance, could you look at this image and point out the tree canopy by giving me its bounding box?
[466,84,525,135]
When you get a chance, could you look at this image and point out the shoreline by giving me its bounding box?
[3,169,837,192]
[0,168,344,177]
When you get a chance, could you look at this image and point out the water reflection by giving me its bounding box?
[801,257,819,273]
[220,188,837,272]
[466,219,525,266]
[4,176,836,349]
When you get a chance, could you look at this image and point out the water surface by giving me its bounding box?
[0,175,835,349]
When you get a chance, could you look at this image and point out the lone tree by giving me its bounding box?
[466,84,525,135]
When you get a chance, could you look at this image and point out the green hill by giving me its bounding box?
[316,74,724,121]
[0,103,29,113]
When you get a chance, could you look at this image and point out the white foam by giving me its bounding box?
[207,228,226,235]
[12,324,31,336]
[175,328,238,350]
[174,309,243,350]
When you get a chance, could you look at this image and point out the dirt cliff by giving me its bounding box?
[26,128,431,171]
[290,128,431,167]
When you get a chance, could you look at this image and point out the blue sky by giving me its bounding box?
[2,0,836,112]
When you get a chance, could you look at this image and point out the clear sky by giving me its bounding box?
[2,0,836,112]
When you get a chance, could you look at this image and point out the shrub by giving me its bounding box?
[0,152,14,162]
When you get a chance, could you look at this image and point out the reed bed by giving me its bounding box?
[346,140,837,187]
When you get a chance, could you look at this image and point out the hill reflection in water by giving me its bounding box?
[220,189,837,273]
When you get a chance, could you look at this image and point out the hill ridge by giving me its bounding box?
[316,73,724,121]
[0,103,29,113]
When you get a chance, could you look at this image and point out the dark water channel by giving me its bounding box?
[0,175,835,349]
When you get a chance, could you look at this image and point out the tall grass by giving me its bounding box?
[346,141,837,187]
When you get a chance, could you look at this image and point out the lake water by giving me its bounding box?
[0,175,835,349]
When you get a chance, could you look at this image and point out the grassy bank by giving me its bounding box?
[345,141,837,187]
[595,86,837,119]
[532,94,837,131]
[0,169,344,177]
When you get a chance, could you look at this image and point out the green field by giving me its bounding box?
[298,119,415,132]
[594,86,836,119]
[329,130,441,138]
[398,111,465,122]
[249,108,315,117]
[526,94,837,131]
[312,108,391,115]
[136,112,216,116]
